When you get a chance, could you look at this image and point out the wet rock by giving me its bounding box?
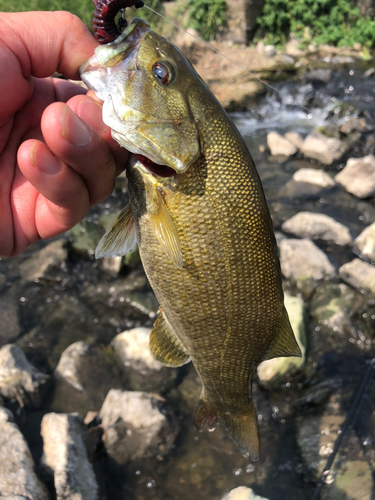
[257,295,306,389]
[339,258,375,294]
[69,220,103,258]
[281,212,352,246]
[340,116,374,135]
[279,238,336,293]
[99,389,179,464]
[300,132,348,165]
[222,486,269,500]
[19,239,67,282]
[267,131,298,156]
[41,412,98,500]
[335,154,375,198]
[305,69,332,83]
[354,222,375,262]
[99,256,123,275]
[0,289,22,346]
[51,341,122,415]
[281,168,337,198]
[0,344,51,408]
[284,131,304,150]
[111,328,179,393]
[0,406,49,500]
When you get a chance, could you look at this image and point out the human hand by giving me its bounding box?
[0,11,129,257]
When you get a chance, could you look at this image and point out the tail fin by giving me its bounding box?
[193,398,260,461]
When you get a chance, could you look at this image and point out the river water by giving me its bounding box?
[1,66,375,500]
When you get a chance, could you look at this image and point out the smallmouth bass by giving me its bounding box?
[80,18,301,460]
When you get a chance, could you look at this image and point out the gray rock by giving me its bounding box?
[305,69,332,83]
[51,341,122,415]
[284,131,304,150]
[293,169,336,189]
[0,271,6,293]
[0,289,22,346]
[264,44,276,57]
[267,131,298,156]
[0,344,51,408]
[69,220,103,258]
[19,239,67,281]
[281,212,352,246]
[111,328,179,393]
[279,238,336,292]
[335,154,375,198]
[99,256,123,275]
[222,486,269,500]
[300,132,349,165]
[41,412,98,500]
[99,389,179,464]
[281,168,337,199]
[0,407,49,500]
[354,222,375,262]
[339,258,375,294]
[257,295,306,389]
[340,117,374,135]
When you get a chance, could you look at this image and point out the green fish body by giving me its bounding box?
[80,18,301,460]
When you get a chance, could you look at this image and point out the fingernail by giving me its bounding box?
[60,104,91,147]
[30,142,62,175]
[78,98,108,135]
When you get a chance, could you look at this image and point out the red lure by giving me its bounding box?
[93,0,144,44]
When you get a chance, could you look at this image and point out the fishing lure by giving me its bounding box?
[93,0,144,44]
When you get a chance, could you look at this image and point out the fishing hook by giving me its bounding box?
[93,0,144,44]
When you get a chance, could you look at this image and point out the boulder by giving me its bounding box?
[279,238,336,293]
[0,344,51,408]
[339,258,375,294]
[335,155,375,198]
[19,239,67,282]
[41,412,98,500]
[300,132,348,165]
[222,486,269,500]
[340,117,374,135]
[111,328,180,393]
[51,341,122,415]
[0,407,49,500]
[281,168,337,199]
[284,131,304,150]
[281,212,352,246]
[257,295,306,389]
[353,222,375,262]
[267,131,298,156]
[99,389,179,464]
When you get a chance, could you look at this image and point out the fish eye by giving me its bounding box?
[152,61,175,85]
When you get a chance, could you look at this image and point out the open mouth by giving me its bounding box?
[135,154,176,178]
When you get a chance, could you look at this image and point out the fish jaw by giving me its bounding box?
[79,17,201,176]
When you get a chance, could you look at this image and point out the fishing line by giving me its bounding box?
[143,5,312,115]
[311,358,375,500]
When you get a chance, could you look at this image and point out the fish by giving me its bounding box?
[80,17,301,460]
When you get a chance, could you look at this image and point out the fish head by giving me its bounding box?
[80,18,203,176]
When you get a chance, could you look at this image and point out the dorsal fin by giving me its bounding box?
[149,312,190,367]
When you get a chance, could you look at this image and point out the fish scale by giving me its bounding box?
[80,17,301,459]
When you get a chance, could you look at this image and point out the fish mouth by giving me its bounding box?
[135,154,177,178]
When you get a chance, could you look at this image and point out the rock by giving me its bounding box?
[99,389,179,464]
[305,69,332,83]
[281,212,352,246]
[69,220,103,258]
[335,154,375,198]
[284,131,304,150]
[0,407,49,500]
[279,238,336,293]
[222,486,269,500]
[0,344,51,408]
[339,258,375,294]
[354,222,375,262]
[19,239,67,281]
[281,168,337,199]
[99,256,123,275]
[221,0,265,45]
[51,341,122,415]
[340,117,374,135]
[0,271,6,293]
[267,131,298,156]
[264,44,276,57]
[300,132,348,165]
[111,328,179,393]
[0,289,22,346]
[257,295,306,389]
[41,412,98,500]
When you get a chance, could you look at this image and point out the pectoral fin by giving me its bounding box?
[95,204,137,259]
[262,307,302,361]
[149,312,191,367]
[149,190,183,269]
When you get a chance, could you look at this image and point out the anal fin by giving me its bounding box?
[149,312,190,367]
[263,306,302,361]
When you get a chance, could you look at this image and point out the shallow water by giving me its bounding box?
[1,67,375,500]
